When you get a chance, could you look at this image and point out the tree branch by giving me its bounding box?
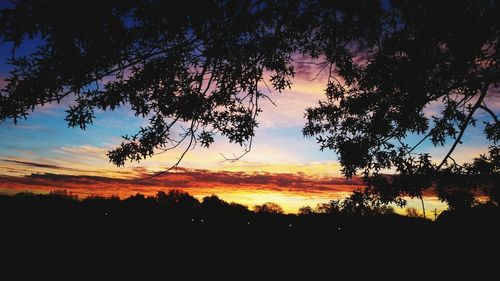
[479,104,499,123]
[437,83,490,170]
[141,120,198,179]
[27,38,199,109]
[408,131,432,154]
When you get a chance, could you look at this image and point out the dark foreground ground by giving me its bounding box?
[1,193,499,275]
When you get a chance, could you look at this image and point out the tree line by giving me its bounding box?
[1,189,498,235]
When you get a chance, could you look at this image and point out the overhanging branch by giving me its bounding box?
[437,83,490,170]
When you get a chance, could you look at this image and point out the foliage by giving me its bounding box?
[315,199,342,214]
[254,202,284,214]
[298,206,314,216]
[0,0,299,169]
[0,0,383,169]
[1,0,499,208]
[301,190,395,216]
[303,0,500,206]
[156,190,200,210]
[405,207,420,218]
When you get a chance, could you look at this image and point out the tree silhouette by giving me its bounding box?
[0,0,299,170]
[156,190,199,211]
[298,206,314,216]
[338,189,395,216]
[1,1,498,209]
[254,202,284,214]
[406,207,420,218]
[200,195,251,226]
[303,0,499,207]
[0,0,380,170]
[315,200,342,214]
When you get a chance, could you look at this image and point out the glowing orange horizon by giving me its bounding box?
[0,166,450,216]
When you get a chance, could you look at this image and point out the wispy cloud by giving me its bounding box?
[1,159,83,172]
[55,144,110,156]
[0,155,132,178]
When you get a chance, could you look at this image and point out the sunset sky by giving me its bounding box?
[0,6,496,215]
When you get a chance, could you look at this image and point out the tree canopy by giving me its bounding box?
[302,0,500,209]
[0,0,380,167]
[1,0,498,209]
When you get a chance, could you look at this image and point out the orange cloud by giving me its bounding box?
[0,161,455,215]
[0,168,364,213]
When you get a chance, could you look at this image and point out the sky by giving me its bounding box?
[0,52,365,213]
[0,8,497,215]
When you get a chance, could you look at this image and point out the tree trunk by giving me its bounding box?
[419,195,426,219]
